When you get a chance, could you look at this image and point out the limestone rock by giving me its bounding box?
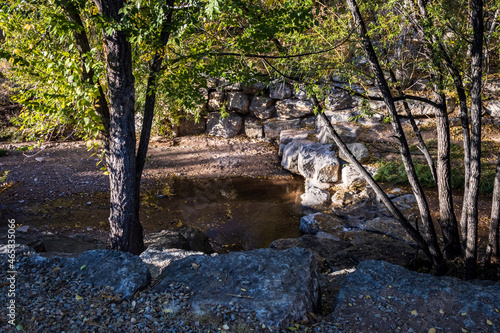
[316,116,362,143]
[279,129,315,146]
[206,113,242,138]
[242,80,266,94]
[485,100,500,117]
[341,164,367,190]
[263,119,301,139]
[249,96,276,119]
[325,88,357,110]
[227,91,250,114]
[300,186,331,209]
[300,212,345,235]
[208,91,225,112]
[244,118,264,139]
[140,248,205,279]
[331,260,500,332]
[144,230,191,251]
[298,143,339,183]
[281,139,315,174]
[276,99,314,119]
[269,82,292,100]
[153,248,320,329]
[339,143,370,163]
[361,216,416,246]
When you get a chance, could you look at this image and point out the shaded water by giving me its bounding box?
[142,177,305,252]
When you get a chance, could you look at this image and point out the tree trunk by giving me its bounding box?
[346,0,444,269]
[465,0,483,279]
[94,0,143,254]
[486,148,500,263]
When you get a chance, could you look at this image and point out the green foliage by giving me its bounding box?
[374,160,437,188]
[0,170,8,182]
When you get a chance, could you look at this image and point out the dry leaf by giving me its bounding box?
[75,294,83,300]
[428,328,437,333]
[486,320,493,326]
[439,309,445,315]
[411,310,418,316]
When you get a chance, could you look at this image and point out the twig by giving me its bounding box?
[224,293,254,299]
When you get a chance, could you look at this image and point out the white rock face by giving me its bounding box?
[300,186,331,209]
[227,91,250,114]
[339,143,370,163]
[281,139,314,174]
[298,143,339,183]
[276,99,315,119]
[206,113,242,138]
[140,248,205,279]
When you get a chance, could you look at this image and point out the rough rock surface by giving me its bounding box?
[38,250,151,300]
[300,212,345,235]
[249,96,276,119]
[263,118,301,139]
[281,139,314,174]
[298,143,339,183]
[208,91,225,112]
[144,230,191,251]
[325,89,357,110]
[276,99,315,119]
[300,186,331,209]
[244,118,264,138]
[317,121,362,144]
[140,247,205,279]
[153,248,320,329]
[269,82,292,100]
[339,142,370,163]
[227,91,250,114]
[361,217,416,246]
[206,113,242,138]
[330,260,500,332]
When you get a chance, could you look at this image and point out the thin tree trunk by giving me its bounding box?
[346,0,443,269]
[465,0,483,279]
[94,0,143,254]
[486,148,500,263]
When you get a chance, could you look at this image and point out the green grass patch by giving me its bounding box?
[374,160,495,194]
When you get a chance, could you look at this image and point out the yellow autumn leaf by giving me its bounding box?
[411,310,418,316]
[486,320,493,326]
[428,328,437,333]
[75,294,83,300]
[366,295,371,299]
[439,309,445,314]
[461,312,467,316]
[462,329,468,333]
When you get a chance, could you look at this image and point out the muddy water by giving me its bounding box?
[142,177,305,252]
[20,176,305,252]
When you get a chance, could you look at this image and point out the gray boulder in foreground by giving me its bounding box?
[53,250,150,300]
[140,248,205,279]
[153,247,320,329]
[331,260,500,332]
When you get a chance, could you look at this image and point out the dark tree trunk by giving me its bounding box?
[94,0,143,254]
[486,149,500,263]
[346,0,444,269]
[465,0,483,279]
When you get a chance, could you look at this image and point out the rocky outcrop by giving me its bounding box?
[276,99,315,119]
[227,92,250,114]
[206,113,242,138]
[263,119,301,139]
[298,143,339,183]
[249,96,275,119]
[153,247,320,329]
[140,248,205,279]
[331,260,500,332]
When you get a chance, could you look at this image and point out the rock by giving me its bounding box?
[270,234,348,273]
[206,113,242,138]
[484,79,500,95]
[144,230,190,251]
[208,91,225,112]
[331,260,500,332]
[263,118,301,139]
[227,91,250,114]
[300,186,331,209]
[294,86,309,100]
[269,82,292,100]
[242,80,266,94]
[300,212,345,234]
[300,115,316,128]
[281,139,315,174]
[56,250,150,300]
[279,129,315,146]
[0,232,46,252]
[172,117,206,137]
[244,118,264,139]
[322,110,355,124]
[361,217,416,246]
[0,244,36,258]
[249,96,276,119]
[298,143,339,183]
[325,88,358,110]
[140,248,205,279]
[484,99,500,117]
[305,177,331,190]
[331,186,374,208]
[316,118,362,144]
[276,99,315,119]
[178,226,214,253]
[153,248,320,329]
[339,143,370,163]
[341,164,367,190]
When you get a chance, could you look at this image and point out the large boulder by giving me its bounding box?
[276,99,314,119]
[206,113,242,138]
[361,216,416,246]
[330,260,500,332]
[242,80,266,94]
[269,82,292,100]
[140,248,205,279]
[249,96,276,119]
[485,99,500,118]
[144,230,191,251]
[263,118,301,139]
[153,248,320,329]
[298,143,339,183]
[227,91,250,114]
[53,250,150,300]
[178,226,214,253]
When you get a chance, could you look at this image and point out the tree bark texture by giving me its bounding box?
[94,0,143,254]
[486,148,500,263]
[346,0,443,269]
[465,0,483,279]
